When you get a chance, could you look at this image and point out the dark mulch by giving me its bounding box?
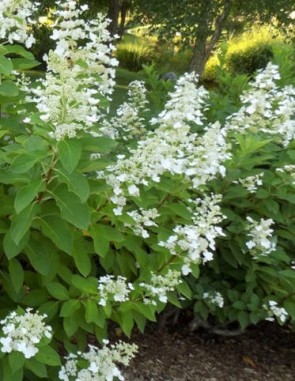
[122,321,295,381]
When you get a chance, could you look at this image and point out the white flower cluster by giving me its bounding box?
[159,194,225,275]
[100,81,148,140]
[0,0,38,47]
[28,0,118,140]
[226,63,295,146]
[264,300,288,324]
[139,270,182,305]
[98,275,134,306]
[101,73,230,215]
[151,72,208,128]
[276,165,295,184]
[125,208,159,238]
[59,340,138,381]
[246,216,276,258]
[203,291,224,308]
[0,308,52,359]
[234,173,264,193]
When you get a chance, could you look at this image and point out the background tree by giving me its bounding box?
[135,0,294,76]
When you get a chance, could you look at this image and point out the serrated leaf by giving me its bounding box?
[10,203,38,244]
[47,282,69,301]
[56,168,90,202]
[35,346,61,366]
[58,139,81,174]
[53,185,90,229]
[8,258,24,293]
[40,215,73,254]
[3,230,29,260]
[25,357,48,378]
[0,56,13,74]
[60,300,80,318]
[14,178,45,213]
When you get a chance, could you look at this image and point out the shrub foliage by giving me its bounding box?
[0,1,295,380]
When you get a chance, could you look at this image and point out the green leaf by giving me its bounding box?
[53,185,90,229]
[3,230,29,259]
[80,136,117,153]
[11,58,40,70]
[23,289,49,307]
[46,282,69,301]
[120,310,134,337]
[38,301,59,321]
[35,346,61,366]
[25,233,60,277]
[0,56,13,75]
[166,203,192,220]
[71,275,98,294]
[10,203,38,244]
[63,316,79,337]
[90,225,110,257]
[58,139,82,174]
[176,281,192,299]
[238,311,249,329]
[4,44,35,59]
[8,351,25,373]
[0,80,19,97]
[10,153,44,174]
[40,215,73,255]
[3,358,23,381]
[60,300,80,318]
[84,299,100,324]
[8,258,24,293]
[56,168,90,202]
[73,238,92,277]
[14,178,45,214]
[25,357,48,378]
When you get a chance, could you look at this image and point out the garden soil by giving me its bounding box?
[121,320,295,381]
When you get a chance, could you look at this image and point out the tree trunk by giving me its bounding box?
[118,0,129,37]
[189,1,232,77]
[107,0,121,36]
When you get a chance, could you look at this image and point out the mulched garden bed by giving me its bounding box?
[122,320,295,381]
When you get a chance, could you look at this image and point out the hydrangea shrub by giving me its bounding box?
[0,1,295,380]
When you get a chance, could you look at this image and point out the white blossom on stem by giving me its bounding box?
[97,275,134,306]
[59,340,138,381]
[159,194,225,275]
[125,208,159,238]
[139,270,182,305]
[246,216,276,258]
[0,308,52,359]
[263,300,288,324]
[0,0,38,47]
[226,63,295,146]
[27,0,118,140]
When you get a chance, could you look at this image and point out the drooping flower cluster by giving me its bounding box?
[159,194,225,275]
[226,63,295,146]
[0,0,38,47]
[0,308,52,359]
[100,73,230,215]
[100,81,148,140]
[264,300,288,324]
[27,0,118,140]
[58,340,138,381]
[97,275,134,306]
[203,291,224,308]
[124,208,159,238]
[139,270,182,305]
[234,173,264,193]
[246,216,276,257]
